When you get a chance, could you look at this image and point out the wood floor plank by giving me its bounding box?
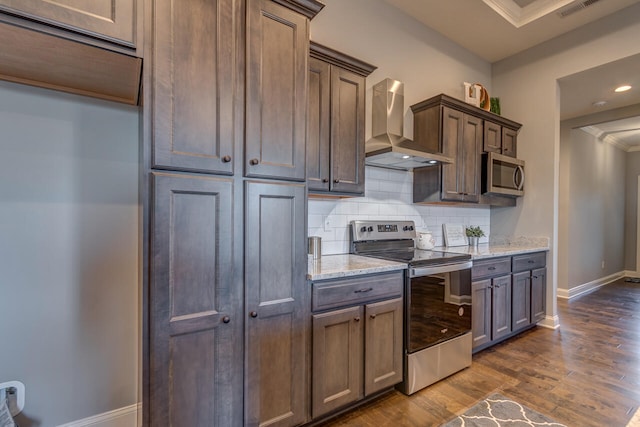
[315,278,640,427]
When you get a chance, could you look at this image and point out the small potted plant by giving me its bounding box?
[465,226,485,247]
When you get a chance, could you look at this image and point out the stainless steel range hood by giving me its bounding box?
[365,78,453,170]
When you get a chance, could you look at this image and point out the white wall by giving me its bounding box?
[558,126,626,293]
[309,167,490,254]
[309,0,493,253]
[310,0,492,141]
[491,3,640,322]
[0,81,139,426]
[627,151,640,272]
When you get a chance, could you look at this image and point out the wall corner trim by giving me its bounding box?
[56,403,140,427]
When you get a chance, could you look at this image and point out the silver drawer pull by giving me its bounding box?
[354,287,373,293]
[488,266,496,270]
[528,260,535,264]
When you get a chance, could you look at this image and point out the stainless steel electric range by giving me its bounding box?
[350,220,473,395]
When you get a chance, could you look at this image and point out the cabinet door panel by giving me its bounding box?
[0,0,135,46]
[484,120,501,153]
[312,306,363,418]
[512,271,531,332]
[531,268,546,322]
[471,279,492,348]
[460,113,482,202]
[150,172,241,426]
[441,106,464,202]
[245,180,308,427]
[307,57,331,191]
[246,0,308,181]
[153,0,238,175]
[502,127,517,157]
[330,67,365,194]
[364,298,403,395]
[492,275,512,340]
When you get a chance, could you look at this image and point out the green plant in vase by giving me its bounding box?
[465,226,485,247]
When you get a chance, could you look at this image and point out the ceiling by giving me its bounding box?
[383,0,640,149]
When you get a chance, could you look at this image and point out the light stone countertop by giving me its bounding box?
[307,254,407,281]
[435,237,549,260]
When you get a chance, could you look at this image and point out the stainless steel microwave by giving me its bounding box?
[483,152,525,197]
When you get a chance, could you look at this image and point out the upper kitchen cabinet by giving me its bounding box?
[0,0,142,105]
[0,0,137,49]
[307,42,376,195]
[412,94,521,205]
[151,0,241,175]
[246,0,322,182]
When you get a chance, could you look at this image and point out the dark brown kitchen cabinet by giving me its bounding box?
[483,120,502,154]
[310,272,403,420]
[246,0,309,181]
[144,1,324,426]
[471,251,547,353]
[245,180,309,427]
[471,279,492,348]
[149,172,242,427]
[307,42,376,195]
[531,268,546,323]
[502,127,517,157]
[0,0,137,48]
[413,105,482,204]
[312,306,363,418]
[364,298,403,395]
[151,0,240,175]
[483,120,518,157]
[511,271,531,332]
[412,94,521,206]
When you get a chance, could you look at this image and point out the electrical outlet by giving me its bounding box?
[323,216,331,232]
[601,260,605,269]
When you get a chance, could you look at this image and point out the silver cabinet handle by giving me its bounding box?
[354,287,373,293]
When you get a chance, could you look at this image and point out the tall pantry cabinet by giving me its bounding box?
[143,1,324,426]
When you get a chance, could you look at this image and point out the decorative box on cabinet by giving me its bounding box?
[412,94,522,206]
[310,272,403,420]
[307,42,376,195]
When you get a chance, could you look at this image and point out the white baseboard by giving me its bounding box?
[57,403,140,427]
[537,314,560,330]
[557,271,626,300]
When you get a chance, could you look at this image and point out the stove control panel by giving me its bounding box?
[351,220,417,242]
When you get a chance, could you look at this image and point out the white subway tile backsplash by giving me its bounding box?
[308,166,491,255]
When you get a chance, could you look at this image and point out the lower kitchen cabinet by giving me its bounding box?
[531,268,547,323]
[472,252,547,353]
[511,271,531,332]
[471,275,511,349]
[150,172,242,426]
[310,272,403,420]
[245,180,309,427]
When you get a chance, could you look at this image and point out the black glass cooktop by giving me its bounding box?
[359,249,471,267]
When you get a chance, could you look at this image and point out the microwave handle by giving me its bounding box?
[513,165,525,190]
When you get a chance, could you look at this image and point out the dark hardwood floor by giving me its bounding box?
[317,278,640,426]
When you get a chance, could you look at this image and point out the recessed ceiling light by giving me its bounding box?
[592,101,607,107]
[427,160,438,164]
[402,155,411,159]
[615,85,632,93]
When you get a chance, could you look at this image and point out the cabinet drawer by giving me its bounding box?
[312,271,403,312]
[472,257,511,279]
[512,252,546,272]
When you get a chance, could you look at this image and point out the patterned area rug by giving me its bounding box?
[441,393,566,426]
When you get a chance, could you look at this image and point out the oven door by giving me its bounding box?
[406,264,472,354]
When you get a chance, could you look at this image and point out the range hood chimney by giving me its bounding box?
[365,78,453,170]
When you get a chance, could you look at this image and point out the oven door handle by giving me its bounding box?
[410,260,473,277]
